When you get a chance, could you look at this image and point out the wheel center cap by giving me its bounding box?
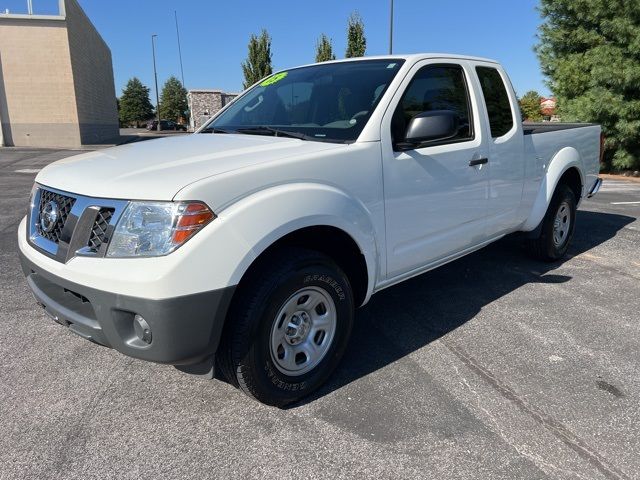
[285,311,311,344]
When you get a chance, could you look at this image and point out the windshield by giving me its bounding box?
[201,59,405,143]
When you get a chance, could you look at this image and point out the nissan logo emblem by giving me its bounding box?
[40,201,60,233]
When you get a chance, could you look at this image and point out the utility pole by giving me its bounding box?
[389,0,394,54]
[174,11,186,88]
[151,34,161,131]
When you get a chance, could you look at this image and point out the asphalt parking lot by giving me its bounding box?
[1,147,639,480]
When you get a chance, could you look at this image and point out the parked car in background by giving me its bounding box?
[146,120,187,131]
[167,121,187,131]
[19,54,603,407]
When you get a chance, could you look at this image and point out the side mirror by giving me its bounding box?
[398,110,459,150]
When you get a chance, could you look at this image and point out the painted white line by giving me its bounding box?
[610,201,640,205]
[14,168,41,173]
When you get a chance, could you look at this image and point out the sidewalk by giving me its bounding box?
[601,173,640,183]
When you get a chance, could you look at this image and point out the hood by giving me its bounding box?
[35,134,344,200]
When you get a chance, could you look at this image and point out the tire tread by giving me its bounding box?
[217,247,350,406]
[527,184,576,262]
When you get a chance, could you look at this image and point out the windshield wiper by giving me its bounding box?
[235,126,310,141]
[201,127,233,134]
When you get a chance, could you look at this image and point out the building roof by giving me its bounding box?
[188,89,240,95]
[188,89,225,94]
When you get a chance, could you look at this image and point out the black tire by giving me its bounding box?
[216,248,354,407]
[527,184,577,261]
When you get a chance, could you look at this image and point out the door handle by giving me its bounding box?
[469,157,488,167]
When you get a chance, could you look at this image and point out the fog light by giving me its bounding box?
[133,314,152,344]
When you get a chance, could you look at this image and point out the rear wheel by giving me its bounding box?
[217,248,354,407]
[527,184,577,261]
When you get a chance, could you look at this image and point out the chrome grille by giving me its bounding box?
[37,190,76,243]
[28,185,128,263]
[87,208,114,253]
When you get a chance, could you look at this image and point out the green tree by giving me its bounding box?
[345,12,366,58]
[242,29,273,89]
[536,0,640,170]
[315,34,336,62]
[119,77,154,127]
[159,76,188,122]
[519,90,543,121]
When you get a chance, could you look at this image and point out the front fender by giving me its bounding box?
[521,147,584,231]
[188,182,379,303]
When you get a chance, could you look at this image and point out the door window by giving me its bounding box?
[476,67,514,138]
[391,64,474,145]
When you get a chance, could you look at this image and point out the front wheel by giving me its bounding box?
[527,184,577,261]
[217,248,354,407]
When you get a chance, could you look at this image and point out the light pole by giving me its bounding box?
[174,11,186,88]
[151,34,161,131]
[174,11,187,127]
[389,0,394,54]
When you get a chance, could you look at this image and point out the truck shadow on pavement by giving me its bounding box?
[291,210,635,407]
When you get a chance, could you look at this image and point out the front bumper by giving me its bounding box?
[19,250,235,365]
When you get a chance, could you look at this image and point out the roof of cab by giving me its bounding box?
[331,53,498,64]
[282,53,500,72]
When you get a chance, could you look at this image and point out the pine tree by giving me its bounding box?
[315,34,336,63]
[119,77,154,127]
[536,0,640,170]
[345,12,366,58]
[159,76,188,123]
[519,90,543,121]
[242,29,273,89]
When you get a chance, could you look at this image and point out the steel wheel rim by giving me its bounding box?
[269,286,337,377]
[552,200,571,247]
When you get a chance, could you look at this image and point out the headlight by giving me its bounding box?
[107,201,215,257]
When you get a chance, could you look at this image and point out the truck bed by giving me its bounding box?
[523,122,598,135]
[522,122,601,205]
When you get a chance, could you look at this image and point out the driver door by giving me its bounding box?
[381,61,490,278]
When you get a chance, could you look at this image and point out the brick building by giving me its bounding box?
[0,0,118,147]
[541,97,559,121]
[187,89,239,131]
[540,97,556,114]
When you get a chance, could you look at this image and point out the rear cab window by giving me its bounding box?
[475,66,514,138]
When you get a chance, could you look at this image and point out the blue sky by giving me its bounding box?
[3,0,549,98]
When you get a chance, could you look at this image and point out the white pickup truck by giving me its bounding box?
[19,54,603,406]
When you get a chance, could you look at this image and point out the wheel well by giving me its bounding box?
[240,226,369,307]
[557,167,582,201]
